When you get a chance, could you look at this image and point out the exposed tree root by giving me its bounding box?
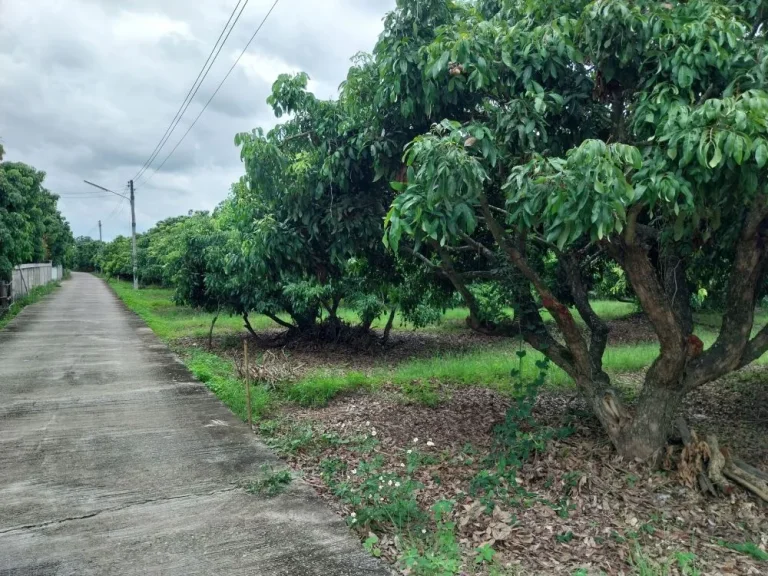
[675,418,768,502]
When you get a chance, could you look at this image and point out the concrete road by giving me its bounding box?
[0,273,388,576]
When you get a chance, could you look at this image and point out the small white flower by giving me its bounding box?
[395,482,401,488]
[407,449,412,454]
[350,512,356,518]
[426,440,435,447]
[351,518,357,524]
[400,463,405,468]
[380,496,384,501]
[366,421,370,426]
[379,476,384,481]
[421,529,427,534]
[388,480,393,486]
[413,437,419,443]
[352,469,357,475]
[371,430,377,437]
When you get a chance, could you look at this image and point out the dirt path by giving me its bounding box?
[0,273,387,575]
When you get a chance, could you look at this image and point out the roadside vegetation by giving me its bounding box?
[0,143,74,287]
[0,281,62,331]
[86,0,768,572]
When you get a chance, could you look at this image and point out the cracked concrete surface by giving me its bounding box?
[0,273,389,575]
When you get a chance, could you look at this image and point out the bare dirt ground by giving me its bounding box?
[273,371,767,574]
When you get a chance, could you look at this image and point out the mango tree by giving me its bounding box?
[233,72,441,338]
[381,0,768,467]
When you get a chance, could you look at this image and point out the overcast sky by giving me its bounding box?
[0,0,395,240]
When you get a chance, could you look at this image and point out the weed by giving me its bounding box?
[344,464,424,530]
[265,422,348,455]
[674,552,701,576]
[363,533,382,558]
[557,531,575,544]
[630,545,669,576]
[245,466,292,497]
[474,543,496,565]
[319,457,347,483]
[611,531,625,543]
[717,540,768,561]
[400,500,462,576]
[406,449,438,474]
[640,523,655,535]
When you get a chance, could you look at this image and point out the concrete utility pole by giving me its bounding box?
[129,180,137,290]
[82,179,137,290]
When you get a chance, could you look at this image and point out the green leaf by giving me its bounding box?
[434,51,450,78]
[708,145,722,168]
[733,137,745,165]
[755,141,768,168]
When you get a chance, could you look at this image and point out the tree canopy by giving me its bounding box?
[0,151,74,281]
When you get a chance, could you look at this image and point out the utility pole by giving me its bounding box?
[129,180,137,290]
[82,179,137,290]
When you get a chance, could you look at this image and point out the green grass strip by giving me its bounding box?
[0,282,62,331]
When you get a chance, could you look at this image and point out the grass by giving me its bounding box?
[107,278,642,335]
[284,371,371,407]
[244,466,293,497]
[106,276,767,415]
[108,280,269,339]
[0,282,62,331]
[718,540,768,562]
[184,349,273,420]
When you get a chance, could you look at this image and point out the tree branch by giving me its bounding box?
[661,250,693,335]
[458,232,497,261]
[686,197,768,388]
[478,192,591,376]
[618,238,687,386]
[515,289,577,377]
[560,251,610,373]
[262,311,295,330]
[739,323,768,368]
[433,242,484,329]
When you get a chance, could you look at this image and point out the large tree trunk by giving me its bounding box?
[615,384,686,462]
[580,373,686,462]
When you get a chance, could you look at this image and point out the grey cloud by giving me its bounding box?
[0,0,396,240]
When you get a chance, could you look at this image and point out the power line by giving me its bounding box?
[82,180,130,199]
[136,0,281,191]
[132,0,250,184]
[58,194,119,199]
